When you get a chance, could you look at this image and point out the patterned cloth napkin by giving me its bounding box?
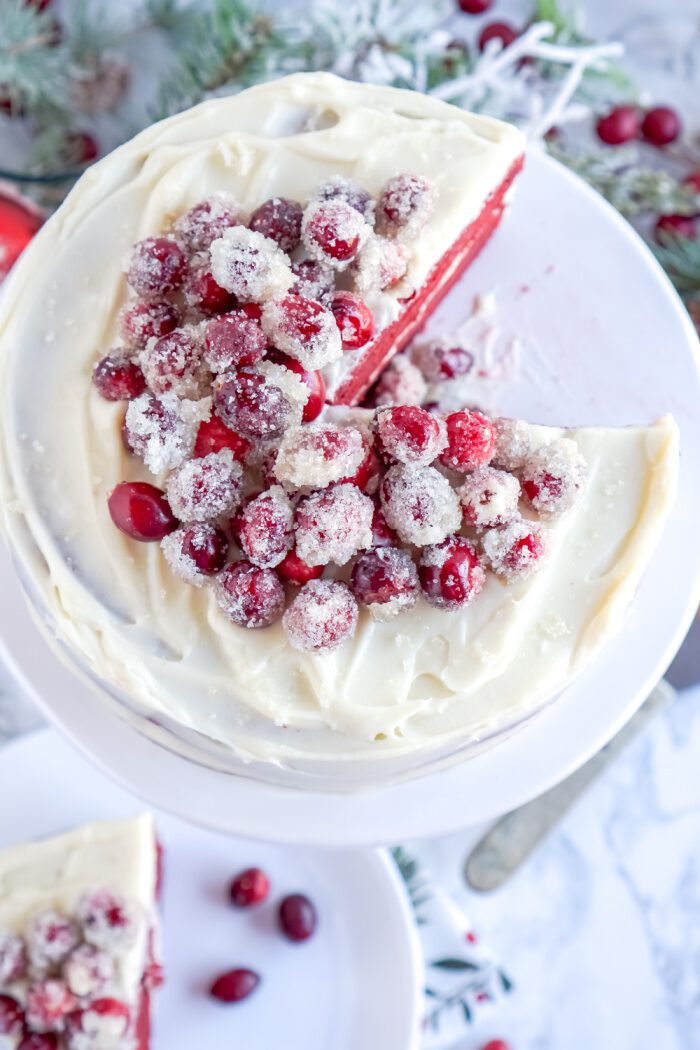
[393,849,512,1047]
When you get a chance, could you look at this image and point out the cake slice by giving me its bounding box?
[0,814,162,1050]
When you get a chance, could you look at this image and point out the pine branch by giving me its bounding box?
[0,0,69,111]
[655,236,700,295]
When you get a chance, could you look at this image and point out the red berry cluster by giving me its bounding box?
[0,890,149,1050]
[209,867,317,1006]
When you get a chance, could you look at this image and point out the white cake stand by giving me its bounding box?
[1,149,699,845]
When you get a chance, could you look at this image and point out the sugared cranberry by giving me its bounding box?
[63,945,115,999]
[314,176,375,223]
[440,410,495,472]
[0,995,25,1036]
[641,106,682,147]
[0,932,27,984]
[238,487,294,569]
[520,438,586,517]
[419,536,485,610]
[459,466,520,529]
[210,968,260,1004]
[283,580,358,652]
[380,464,461,547]
[482,518,546,580]
[478,21,519,51]
[139,328,203,398]
[77,890,140,952]
[249,197,303,253]
[203,309,267,372]
[354,235,409,293]
[18,1036,59,1050]
[92,353,146,401]
[595,106,640,146]
[230,867,270,907]
[340,443,381,494]
[330,291,374,349]
[210,226,293,303]
[374,405,446,466]
[278,894,317,942]
[654,213,696,243]
[414,342,474,382]
[108,482,177,541]
[174,194,240,252]
[214,561,285,628]
[120,300,178,348]
[370,505,399,547]
[124,391,200,473]
[25,979,76,1033]
[66,998,130,1043]
[351,547,418,619]
[262,294,341,371]
[683,171,700,193]
[481,1042,511,1050]
[378,174,434,234]
[164,522,229,580]
[167,449,243,523]
[277,549,324,586]
[26,911,80,972]
[291,258,335,304]
[125,236,187,297]
[295,485,373,567]
[458,0,493,11]
[372,356,427,407]
[214,370,294,439]
[302,199,368,267]
[275,424,365,489]
[184,264,236,315]
[270,353,326,423]
[193,414,251,462]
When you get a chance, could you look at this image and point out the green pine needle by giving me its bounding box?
[655,235,700,295]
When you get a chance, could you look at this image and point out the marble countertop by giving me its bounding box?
[2,2,700,1049]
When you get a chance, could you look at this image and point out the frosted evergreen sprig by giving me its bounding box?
[0,0,69,112]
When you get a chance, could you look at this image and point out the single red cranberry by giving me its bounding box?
[230,867,270,907]
[440,410,495,471]
[654,213,697,243]
[458,0,493,10]
[419,536,485,609]
[351,547,418,613]
[210,968,260,1004]
[378,174,433,230]
[277,549,324,586]
[374,405,445,466]
[595,105,640,146]
[303,200,365,264]
[214,371,293,439]
[25,979,76,1033]
[249,198,303,253]
[0,995,25,1036]
[25,0,54,8]
[291,258,335,303]
[18,1036,59,1050]
[315,177,374,222]
[370,506,399,547]
[180,523,229,575]
[194,415,251,462]
[478,21,519,51]
[108,482,177,541]
[237,488,293,569]
[67,998,130,1041]
[214,561,285,628]
[65,130,99,164]
[203,310,267,371]
[340,444,381,494]
[184,265,236,315]
[683,171,700,193]
[140,328,202,398]
[93,354,146,401]
[641,105,682,147]
[174,195,240,252]
[120,300,178,347]
[330,291,374,349]
[126,237,187,297]
[481,1042,511,1050]
[268,352,326,422]
[278,894,317,942]
[283,580,358,652]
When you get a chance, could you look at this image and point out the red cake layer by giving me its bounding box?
[331,155,525,406]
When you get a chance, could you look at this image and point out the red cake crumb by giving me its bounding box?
[274,424,365,489]
[166,448,243,523]
[214,561,285,628]
[481,518,547,580]
[418,535,485,609]
[202,309,267,372]
[458,466,520,530]
[237,486,294,568]
[374,405,446,466]
[439,410,496,472]
[173,193,240,252]
[125,237,186,297]
[262,294,342,371]
[283,580,359,652]
[119,300,178,349]
[520,438,587,518]
[249,197,303,253]
[301,198,370,269]
[380,464,461,546]
[295,484,374,567]
[351,547,419,620]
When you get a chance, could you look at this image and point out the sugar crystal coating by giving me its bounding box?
[166,448,243,523]
[63,945,115,999]
[161,522,229,585]
[124,392,206,474]
[248,197,303,254]
[274,424,365,489]
[119,299,178,349]
[413,341,475,382]
[0,932,26,985]
[458,466,520,530]
[351,547,419,621]
[378,173,436,239]
[139,327,206,399]
[380,464,461,546]
[481,518,547,580]
[125,237,187,298]
[301,198,370,270]
[182,260,235,316]
[312,175,376,225]
[173,193,241,252]
[440,410,496,472]
[25,979,76,1033]
[520,438,587,518]
[492,417,534,472]
[210,226,294,302]
[76,890,141,954]
[353,235,409,295]
[418,535,485,610]
[65,997,131,1048]
[291,259,335,304]
[214,561,285,628]
[283,580,359,653]
[373,405,446,466]
[237,486,294,568]
[92,352,146,402]
[295,484,373,567]
[373,355,427,407]
[26,912,81,974]
[213,366,304,440]
[262,294,342,371]
[202,309,267,373]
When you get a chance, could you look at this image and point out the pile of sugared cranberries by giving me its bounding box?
[0,890,145,1049]
[97,178,586,654]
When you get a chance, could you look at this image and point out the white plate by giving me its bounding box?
[0,729,422,1050]
[1,149,699,844]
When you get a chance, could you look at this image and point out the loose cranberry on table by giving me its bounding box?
[0,995,25,1035]
[249,197,303,253]
[210,968,260,1004]
[330,291,374,349]
[108,482,177,542]
[595,105,640,146]
[641,105,682,147]
[481,1041,511,1050]
[418,535,485,610]
[278,894,317,942]
[414,342,474,382]
[230,867,270,907]
[269,353,326,423]
[125,236,187,297]
[439,409,496,472]
[654,213,697,243]
[478,21,519,51]
[193,414,251,462]
[92,353,146,402]
[458,0,494,11]
[276,549,324,586]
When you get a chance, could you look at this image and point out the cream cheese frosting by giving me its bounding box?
[0,814,157,1006]
[0,74,679,789]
